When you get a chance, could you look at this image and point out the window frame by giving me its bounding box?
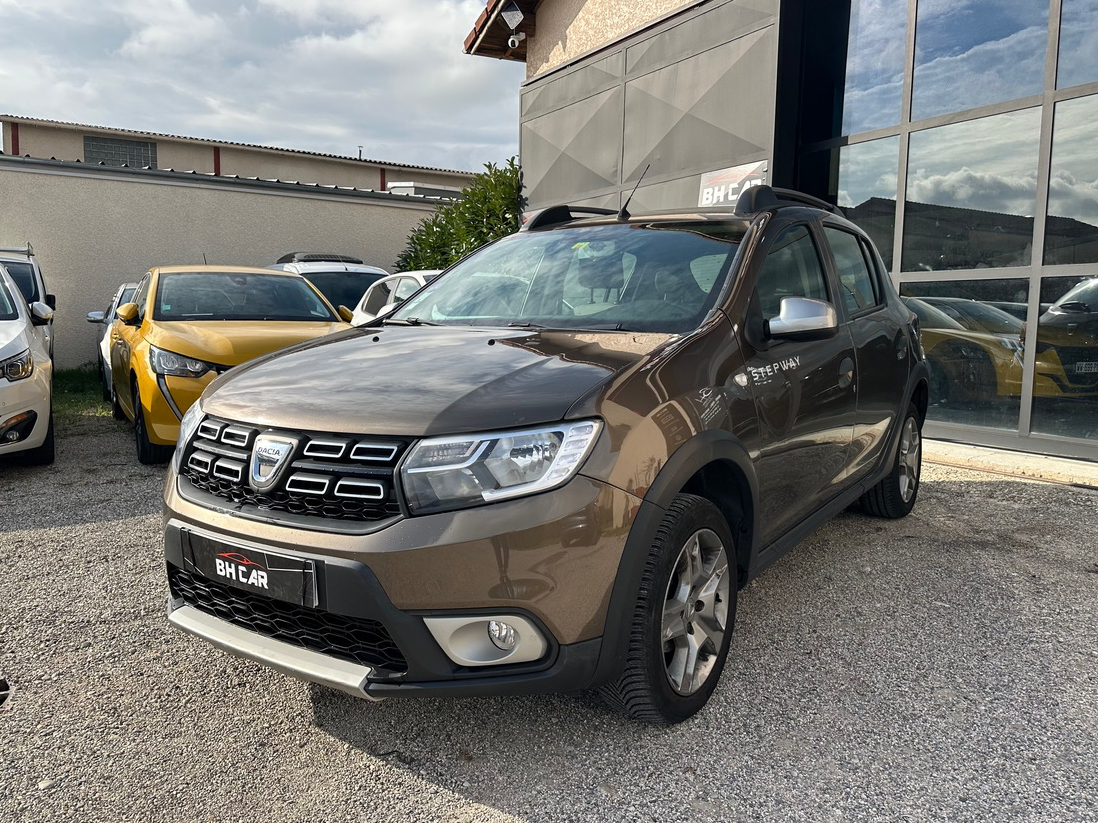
[821,224,886,319]
[750,221,834,323]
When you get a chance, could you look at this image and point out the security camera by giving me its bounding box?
[508,31,526,49]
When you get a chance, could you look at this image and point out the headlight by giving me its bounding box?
[171,399,204,472]
[150,345,213,378]
[401,420,602,514]
[1,349,33,381]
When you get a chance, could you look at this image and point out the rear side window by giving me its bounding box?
[363,280,393,315]
[393,277,420,303]
[1,261,39,303]
[755,225,829,318]
[132,275,151,321]
[825,228,880,313]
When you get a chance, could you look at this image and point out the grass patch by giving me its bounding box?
[54,366,110,423]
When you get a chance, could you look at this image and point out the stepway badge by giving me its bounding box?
[698,160,768,207]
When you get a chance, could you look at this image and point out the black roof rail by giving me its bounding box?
[276,252,364,264]
[734,185,845,218]
[520,205,617,232]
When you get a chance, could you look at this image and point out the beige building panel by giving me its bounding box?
[0,165,436,368]
[158,140,216,173]
[526,0,692,78]
[218,146,383,188]
[6,123,84,160]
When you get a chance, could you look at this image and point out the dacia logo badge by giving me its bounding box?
[250,435,297,491]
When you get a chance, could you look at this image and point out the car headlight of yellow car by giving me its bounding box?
[149,345,214,378]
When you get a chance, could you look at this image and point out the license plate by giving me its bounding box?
[1075,362,1098,374]
[183,531,317,608]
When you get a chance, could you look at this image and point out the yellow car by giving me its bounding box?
[110,265,351,463]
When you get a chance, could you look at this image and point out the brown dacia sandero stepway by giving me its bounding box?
[163,185,929,723]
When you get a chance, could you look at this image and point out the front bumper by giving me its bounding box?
[142,371,217,445]
[164,475,641,698]
[0,364,51,456]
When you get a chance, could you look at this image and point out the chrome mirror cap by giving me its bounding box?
[767,297,838,339]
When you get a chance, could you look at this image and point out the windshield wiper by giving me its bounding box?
[382,316,439,326]
[507,321,634,332]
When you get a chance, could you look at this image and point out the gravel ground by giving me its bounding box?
[2,411,1097,823]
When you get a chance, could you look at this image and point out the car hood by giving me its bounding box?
[0,318,30,359]
[149,320,348,367]
[201,325,672,436]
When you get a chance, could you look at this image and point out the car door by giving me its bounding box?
[111,274,150,412]
[742,222,858,545]
[822,225,908,481]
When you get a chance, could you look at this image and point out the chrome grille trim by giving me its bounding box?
[334,478,386,500]
[197,420,224,441]
[285,473,331,495]
[303,439,349,459]
[350,442,400,462]
[221,426,253,448]
[188,452,213,474]
[212,458,245,482]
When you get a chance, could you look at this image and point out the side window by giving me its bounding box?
[132,275,151,321]
[363,280,392,315]
[755,225,829,318]
[825,227,880,313]
[393,277,419,303]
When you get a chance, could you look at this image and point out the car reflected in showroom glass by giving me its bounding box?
[1044,94,1098,265]
[902,109,1041,272]
[901,279,1029,430]
[1030,275,1098,440]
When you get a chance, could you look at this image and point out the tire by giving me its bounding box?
[599,494,737,724]
[21,408,55,466]
[860,403,922,519]
[111,379,126,421]
[133,383,173,465]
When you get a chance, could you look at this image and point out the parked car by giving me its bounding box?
[0,263,54,465]
[269,253,388,318]
[1034,276,1098,396]
[163,186,928,724]
[110,265,350,465]
[350,270,441,325]
[0,244,55,357]
[87,281,139,401]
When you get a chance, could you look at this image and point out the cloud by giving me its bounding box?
[0,0,525,171]
[906,166,1039,216]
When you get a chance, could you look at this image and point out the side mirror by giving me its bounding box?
[337,305,354,323]
[376,302,399,318]
[46,294,57,310]
[30,301,54,326]
[767,297,838,340]
[86,310,106,324]
[115,302,140,324]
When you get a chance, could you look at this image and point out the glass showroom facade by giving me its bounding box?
[804,0,1098,459]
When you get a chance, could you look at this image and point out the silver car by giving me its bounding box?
[86,281,138,401]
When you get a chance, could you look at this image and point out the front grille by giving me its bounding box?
[179,416,407,526]
[168,566,407,674]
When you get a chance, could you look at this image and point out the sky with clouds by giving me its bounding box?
[0,0,525,172]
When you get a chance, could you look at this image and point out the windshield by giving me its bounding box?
[302,270,384,311]
[154,272,338,322]
[1051,277,1098,312]
[1,260,38,303]
[392,222,744,333]
[0,277,19,321]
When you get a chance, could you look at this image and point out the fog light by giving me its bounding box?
[487,620,517,651]
[4,430,19,442]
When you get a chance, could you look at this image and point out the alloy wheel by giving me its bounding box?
[661,528,730,696]
[898,416,921,503]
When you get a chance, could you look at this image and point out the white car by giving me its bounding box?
[0,244,55,357]
[86,281,138,401]
[268,253,388,318]
[350,270,442,326]
[0,263,54,465]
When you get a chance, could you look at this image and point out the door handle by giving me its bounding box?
[838,357,855,389]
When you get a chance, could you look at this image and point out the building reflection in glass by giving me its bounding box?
[912,0,1047,120]
[841,0,907,135]
[1057,0,1098,89]
[901,279,1029,430]
[838,136,899,269]
[1044,94,1098,265]
[902,109,1041,271]
[1030,275,1098,440]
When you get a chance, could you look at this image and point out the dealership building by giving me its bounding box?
[466,0,1098,461]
